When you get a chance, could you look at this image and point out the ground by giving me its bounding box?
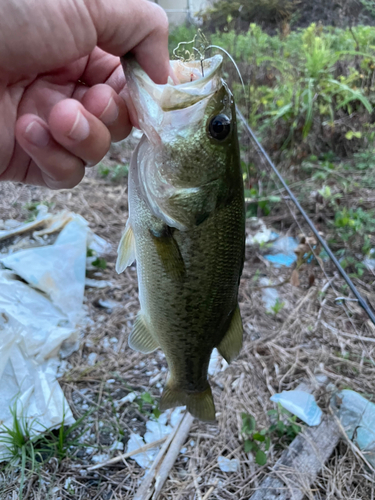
[0,129,375,499]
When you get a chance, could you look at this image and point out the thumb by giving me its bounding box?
[88,0,170,84]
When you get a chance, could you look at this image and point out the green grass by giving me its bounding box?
[0,405,92,499]
[98,163,129,182]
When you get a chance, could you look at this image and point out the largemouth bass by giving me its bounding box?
[117,55,245,421]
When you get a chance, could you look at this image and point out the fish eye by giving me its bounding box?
[208,114,231,141]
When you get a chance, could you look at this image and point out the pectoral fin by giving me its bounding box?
[217,305,243,363]
[129,313,159,353]
[116,220,136,274]
[164,180,223,229]
[150,226,185,281]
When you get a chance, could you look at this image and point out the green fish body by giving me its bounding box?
[117,55,245,421]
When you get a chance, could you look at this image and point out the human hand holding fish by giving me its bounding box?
[0,0,170,189]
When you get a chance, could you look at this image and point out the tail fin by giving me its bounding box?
[160,383,216,422]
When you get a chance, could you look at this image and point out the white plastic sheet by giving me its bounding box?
[270,390,323,426]
[0,210,110,459]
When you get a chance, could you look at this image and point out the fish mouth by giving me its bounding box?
[122,55,224,140]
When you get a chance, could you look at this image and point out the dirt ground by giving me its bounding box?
[0,131,375,499]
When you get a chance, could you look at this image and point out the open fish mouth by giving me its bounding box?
[121,55,225,142]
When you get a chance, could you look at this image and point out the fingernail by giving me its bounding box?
[99,97,119,125]
[25,121,50,147]
[68,111,90,141]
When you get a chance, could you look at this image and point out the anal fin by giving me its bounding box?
[116,220,136,274]
[129,313,159,353]
[217,305,243,364]
[159,383,216,422]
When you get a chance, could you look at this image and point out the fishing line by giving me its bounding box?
[205,45,246,98]
[235,106,375,326]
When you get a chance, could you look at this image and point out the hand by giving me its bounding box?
[0,0,170,189]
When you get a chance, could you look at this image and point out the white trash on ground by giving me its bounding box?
[125,408,184,469]
[217,456,240,473]
[259,277,281,312]
[265,236,299,268]
[270,390,323,426]
[245,218,277,246]
[0,208,110,459]
[331,389,375,467]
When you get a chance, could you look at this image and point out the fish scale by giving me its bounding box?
[116,55,245,421]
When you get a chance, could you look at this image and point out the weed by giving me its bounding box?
[23,201,54,222]
[91,257,107,270]
[0,405,92,498]
[98,163,129,182]
[134,392,161,419]
[269,298,285,316]
[241,404,302,465]
[245,187,281,216]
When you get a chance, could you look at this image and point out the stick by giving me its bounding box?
[87,437,168,471]
[152,413,195,499]
[202,480,219,500]
[249,379,341,500]
[133,413,186,500]
[249,416,340,500]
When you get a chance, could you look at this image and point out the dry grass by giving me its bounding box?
[0,134,375,499]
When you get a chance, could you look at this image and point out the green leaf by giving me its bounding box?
[253,433,266,442]
[141,392,154,404]
[153,408,161,419]
[255,450,267,466]
[267,409,278,416]
[265,436,271,451]
[242,414,256,434]
[92,258,107,269]
[244,439,258,453]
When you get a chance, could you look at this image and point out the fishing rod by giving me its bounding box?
[236,106,375,326]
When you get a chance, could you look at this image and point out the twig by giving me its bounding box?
[202,479,219,500]
[132,412,187,500]
[152,413,195,499]
[87,437,168,471]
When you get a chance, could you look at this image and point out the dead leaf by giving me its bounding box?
[291,269,300,287]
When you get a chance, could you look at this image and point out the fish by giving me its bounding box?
[116,54,245,421]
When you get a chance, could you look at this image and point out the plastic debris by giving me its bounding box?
[85,278,113,288]
[265,236,299,268]
[110,440,125,451]
[270,390,323,426]
[246,218,277,246]
[125,408,184,469]
[331,390,375,467]
[259,277,281,312]
[363,250,375,273]
[0,210,109,460]
[91,453,110,464]
[97,299,122,310]
[217,456,240,472]
[208,348,229,376]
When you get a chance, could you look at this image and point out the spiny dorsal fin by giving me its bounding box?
[217,305,243,363]
[129,313,159,353]
[116,220,136,274]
